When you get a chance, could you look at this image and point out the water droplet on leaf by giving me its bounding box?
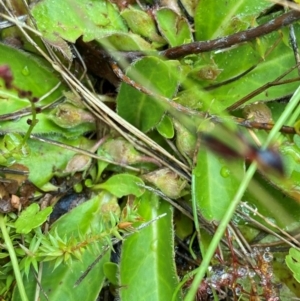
[22,66,29,76]
[220,166,230,178]
[263,251,273,262]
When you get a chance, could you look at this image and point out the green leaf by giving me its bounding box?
[15,203,52,234]
[98,136,147,165]
[48,103,95,129]
[199,228,213,258]
[117,57,179,132]
[193,148,244,221]
[0,133,29,165]
[95,174,145,198]
[0,252,9,259]
[0,110,95,138]
[156,115,174,139]
[103,262,119,285]
[242,172,300,231]
[18,136,94,190]
[286,248,300,283]
[0,43,65,114]
[194,0,273,40]
[180,0,198,17]
[173,119,197,162]
[121,7,166,46]
[174,212,193,240]
[155,8,193,47]
[32,0,127,43]
[142,168,187,199]
[119,191,181,301]
[187,30,300,112]
[97,32,153,51]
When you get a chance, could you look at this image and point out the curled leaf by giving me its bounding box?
[142,168,187,199]
[99,137,159,166]
[49,103,95,128]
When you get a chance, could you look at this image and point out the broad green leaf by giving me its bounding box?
[117,57,179,132]
[15,204,52,234]
[0,43,64,113]
[194,0,273,40]
[119,191,181,301]
[18,136,94,190]
[95,174,145,198]
[156,115,174,139]
[155,8,193,47]
[286,248,300,283]
[193,148,244,221]
[32,0,127,43]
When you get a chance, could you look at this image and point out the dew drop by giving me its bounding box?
[220,166,230,178]
[235,285,242,295]
[242,201,257,214]
[263,251,273,262]
[260,276,267,286]
[237,267,247,277]
[221,272,232,283]
[22,66,29,76]
[266,217,276,225]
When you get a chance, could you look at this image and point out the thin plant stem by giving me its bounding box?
[285,100,300,127]
[184,85,300,301]
[0,214,28,301]
[265,84,300,144]
[22,101,38,145]
[191,177,201,257]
